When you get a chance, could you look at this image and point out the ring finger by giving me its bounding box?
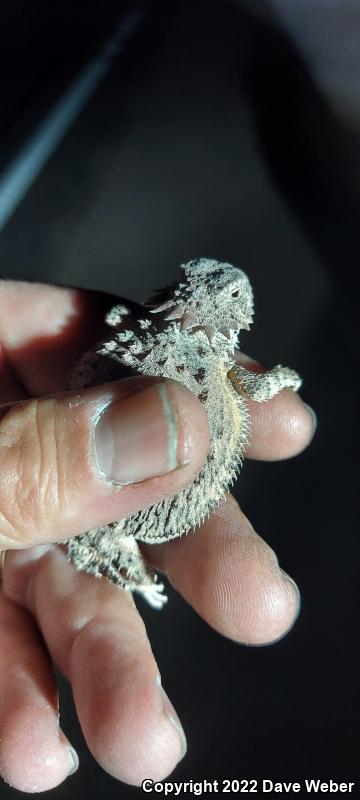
[2,546,187,788]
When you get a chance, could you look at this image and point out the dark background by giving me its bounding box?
[0,1,358,796]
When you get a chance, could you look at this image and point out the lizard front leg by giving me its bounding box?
[228,363,302,402]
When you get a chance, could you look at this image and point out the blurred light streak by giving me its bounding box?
[0,5,142,232]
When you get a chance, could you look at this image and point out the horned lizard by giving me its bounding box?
[67,258,301,608]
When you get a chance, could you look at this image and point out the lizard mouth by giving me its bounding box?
[240,313,254,332]
[219,317,252,338]
[219,326,235,339]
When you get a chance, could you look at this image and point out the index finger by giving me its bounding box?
[0,280,116,396]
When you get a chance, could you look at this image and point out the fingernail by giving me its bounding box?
[95,382,185,484]
[156,675,187,760]
[280,569,301,619]
[66,745,79,777]
[59,730,79,777]
[304,403,317,439]
[236,353,258,365]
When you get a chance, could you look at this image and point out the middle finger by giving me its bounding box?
[3,546,186,786]
[146,494,301,645]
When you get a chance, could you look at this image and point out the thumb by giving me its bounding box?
[0,378,209,550]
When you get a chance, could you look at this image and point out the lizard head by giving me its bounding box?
[149,258,254,343]
[182,258,254,337]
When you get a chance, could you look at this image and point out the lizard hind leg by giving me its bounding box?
[66,529,168,610]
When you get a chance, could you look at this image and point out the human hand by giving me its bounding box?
[0,281,315,792]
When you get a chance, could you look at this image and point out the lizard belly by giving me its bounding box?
[126,378,249,544]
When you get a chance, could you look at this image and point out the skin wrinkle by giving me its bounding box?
[37,402,59,524]
[69,612,151,691]
[150,495,297,643]
[206,536,256,625]
[246,389,313,460]
[0,519,19,546]
[0,402,42,540]
[22,442,47,536]
[208,549,296,643]
[26,550,52,619]
[53,405,64,523]
[4,379,206,548]
[24,547,147,682]
[1,445,29,539]
[30,401,53,532]
[70,628,151,697]
[81,658,179,780]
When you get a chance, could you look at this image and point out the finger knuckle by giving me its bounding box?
[0,398,67,542]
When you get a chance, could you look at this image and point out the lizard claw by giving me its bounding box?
[136,580,168,610]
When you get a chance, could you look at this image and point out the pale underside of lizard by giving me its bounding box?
[67,259,302,608]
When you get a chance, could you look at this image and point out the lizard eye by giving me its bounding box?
[231,288,240,298]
